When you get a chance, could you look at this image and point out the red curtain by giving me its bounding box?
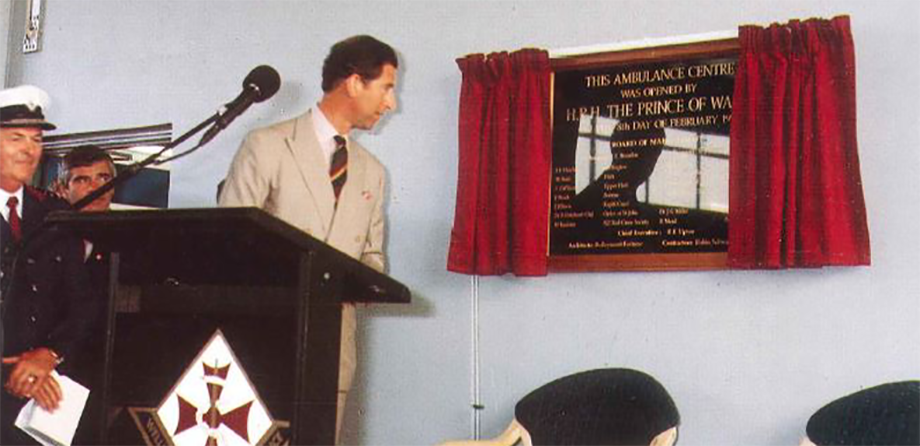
[729,16,870,268]
[447,49,552,276]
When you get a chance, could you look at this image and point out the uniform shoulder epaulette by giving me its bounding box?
[24,185,50,202]
[25,185,71,211]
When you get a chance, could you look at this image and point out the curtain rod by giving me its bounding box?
[549,29,737,59]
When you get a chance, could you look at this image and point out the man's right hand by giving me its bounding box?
[2,349,63,412]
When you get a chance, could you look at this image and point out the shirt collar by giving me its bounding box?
[312,106,346,144]
[312,106,347,167]
[0,186,24,223]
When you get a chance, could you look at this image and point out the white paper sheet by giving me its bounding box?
[14,372,90,446]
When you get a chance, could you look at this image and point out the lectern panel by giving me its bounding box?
[45,208,409,445]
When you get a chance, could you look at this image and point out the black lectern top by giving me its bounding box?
[45,207,409,303]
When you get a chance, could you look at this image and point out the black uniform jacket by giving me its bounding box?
[1,186,96,366]
[1,187,99,445]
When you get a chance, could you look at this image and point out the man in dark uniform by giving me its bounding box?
[55,145,117,444]
[55,145,116,291]
[0,85,95,445]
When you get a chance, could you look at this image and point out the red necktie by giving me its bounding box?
[330,135,348,202]
[7,196,21,242]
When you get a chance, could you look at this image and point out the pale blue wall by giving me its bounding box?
[1,0,11,86]
[5,1,919,445]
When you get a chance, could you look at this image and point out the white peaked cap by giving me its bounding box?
[0,85,52,111]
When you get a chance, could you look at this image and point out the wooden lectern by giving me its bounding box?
[46,208,410,445]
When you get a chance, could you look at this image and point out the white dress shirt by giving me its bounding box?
[0,186,24,224]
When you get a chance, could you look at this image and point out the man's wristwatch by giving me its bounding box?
[47,349,64,366]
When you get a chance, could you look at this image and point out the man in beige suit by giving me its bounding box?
[218,35,398,443]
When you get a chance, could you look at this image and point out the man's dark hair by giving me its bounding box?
[516,368,680,445]
[806,381,919,446]
[58,145,117,184]
[322,35,398,93]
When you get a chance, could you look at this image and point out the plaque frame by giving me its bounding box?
[548,37,740,272]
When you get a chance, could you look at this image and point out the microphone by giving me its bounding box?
[199,65,281,145]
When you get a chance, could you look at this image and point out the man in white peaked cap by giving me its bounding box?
[1,85,96,445]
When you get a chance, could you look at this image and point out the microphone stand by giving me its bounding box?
[2,111,224,361]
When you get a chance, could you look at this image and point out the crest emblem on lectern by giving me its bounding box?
[129,330,289,446]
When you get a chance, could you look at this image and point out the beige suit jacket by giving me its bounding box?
[219,110,387,392]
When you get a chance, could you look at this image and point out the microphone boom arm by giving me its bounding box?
[72,64,280,211]
[71,112,220,211]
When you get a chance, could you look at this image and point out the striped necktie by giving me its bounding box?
[330,135,348,202]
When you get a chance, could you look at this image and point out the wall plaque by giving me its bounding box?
[549,39,738,271]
